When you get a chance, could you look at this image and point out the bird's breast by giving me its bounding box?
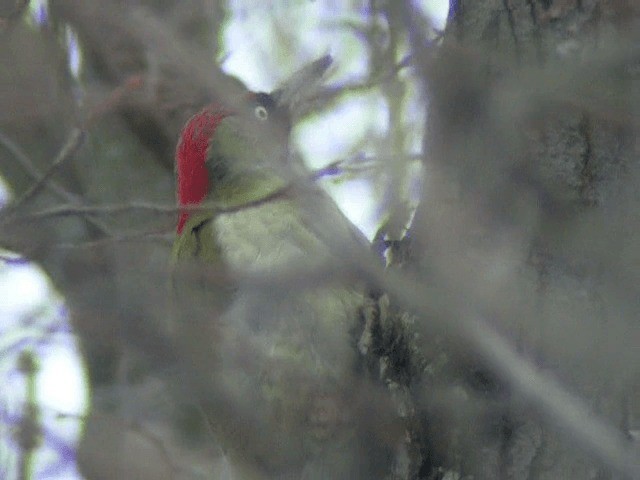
[213,199,325,270]
[211,197,360,375]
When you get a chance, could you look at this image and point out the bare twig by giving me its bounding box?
[52,232,174,250]
[8,188,290,223]
[10,128,85,211]
[9,200,175,222]
[0,132,81,204]
[6,176,305,226]
[0,131,115,235]
[312,153,423,180]
[6,75,144,215]
[84,75,145,129]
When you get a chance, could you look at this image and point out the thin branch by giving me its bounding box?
[84,75,145,129]
[52,232,173,250]
[312,153,423,179]
[8,188,288,223]
[6,178,299,226]
[0,131,114,235]
[10,128,85,211]
[5,75,144,218]
[0,132,83,205]
[10,200,175,221]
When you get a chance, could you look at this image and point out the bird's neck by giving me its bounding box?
[209,170,289,209]
[177,171,290,239]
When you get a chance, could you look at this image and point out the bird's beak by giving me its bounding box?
[272,55,332,121]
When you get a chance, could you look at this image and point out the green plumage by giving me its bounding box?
[170,59,380,478]
[171,213,220,262]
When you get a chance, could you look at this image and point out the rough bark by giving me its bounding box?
[404,0,640,478]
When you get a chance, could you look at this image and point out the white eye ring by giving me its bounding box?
[254,105,269,121]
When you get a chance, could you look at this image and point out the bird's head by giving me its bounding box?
[175,56,332,234]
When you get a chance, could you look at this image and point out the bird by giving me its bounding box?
[170,56,380,479]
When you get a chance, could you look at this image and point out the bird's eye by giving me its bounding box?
[254,105,269,121]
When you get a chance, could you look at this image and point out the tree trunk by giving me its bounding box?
[406,0,639,478]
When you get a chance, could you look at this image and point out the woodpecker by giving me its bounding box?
[171,57,375,479]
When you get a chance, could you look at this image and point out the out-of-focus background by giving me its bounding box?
[1,0,639,479]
